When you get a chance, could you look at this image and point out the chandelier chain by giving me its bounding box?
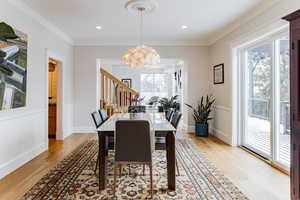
[139,9,143,45]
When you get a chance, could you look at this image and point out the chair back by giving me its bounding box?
[166,110,174,121]
[99,109,108,121]
[128,106,146,113]
[91,111,103,128]
[171,111,182,129]
[115,120,152,163]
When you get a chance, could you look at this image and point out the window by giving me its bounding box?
[140,73,170,101]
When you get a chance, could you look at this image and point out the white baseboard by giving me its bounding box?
[211,128,233,146]
[0,142,47,179]
[73,127,96,134]
[188,125,195,133]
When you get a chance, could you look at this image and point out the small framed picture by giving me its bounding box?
[122,79,132,88]
[213,64,224,84]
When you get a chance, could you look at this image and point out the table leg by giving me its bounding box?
[98,132,107,191]
[166,131,176,190]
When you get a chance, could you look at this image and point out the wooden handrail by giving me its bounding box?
[100,68,137,94]
[100,68,138,115]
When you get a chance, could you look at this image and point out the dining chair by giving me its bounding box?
[114,120,153,198]
[91,111,103,175]
[99,109,108,121]
[155,111,182,176]
[91,111,103,128]
[99,109,114,149]
[171,111,182,129]
[166,109,174,121]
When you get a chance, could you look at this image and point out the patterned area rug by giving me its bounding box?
[21,139,248,200]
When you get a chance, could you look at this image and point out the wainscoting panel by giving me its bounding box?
[212,105,233,145]
[0,110,47,179]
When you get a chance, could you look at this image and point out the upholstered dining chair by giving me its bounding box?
[171,111,182,129]
[99,109,114,149]
[114,120,153,198]
[155,111,182,176]
[91,111,104,175]
[165,109,174,121]
[99,109,108,121]
[91,111,103,128]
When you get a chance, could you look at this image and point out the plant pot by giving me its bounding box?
[158,106,164,112]
[195,123,209,137]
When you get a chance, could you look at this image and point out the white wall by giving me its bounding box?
[209,0,300,145]
[0,0,74,178]
[73,46,210,132]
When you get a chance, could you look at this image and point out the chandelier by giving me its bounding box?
[123,2,160,67]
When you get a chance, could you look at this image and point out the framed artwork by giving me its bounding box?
[122,79,132,88]
[0,22,28,111]
[213,64,224,84]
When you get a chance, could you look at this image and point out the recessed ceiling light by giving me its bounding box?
[96,26,102,30]
[181,25,188,30]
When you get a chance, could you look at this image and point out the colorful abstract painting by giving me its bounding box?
[0,22,27,110]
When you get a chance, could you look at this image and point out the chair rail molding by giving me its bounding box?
[0,109,46,122]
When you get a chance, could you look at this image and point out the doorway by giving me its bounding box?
[48,58,58,139]
[239,33,291,171]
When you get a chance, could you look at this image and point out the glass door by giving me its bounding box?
[241,33,290,170]
[275,37,290,168]
[243,43,273,159]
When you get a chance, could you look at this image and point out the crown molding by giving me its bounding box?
[206,0,281,46]
[74,39,210,47]
[7,0,74,45]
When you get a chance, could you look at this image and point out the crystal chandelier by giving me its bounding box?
[123,6,160,67]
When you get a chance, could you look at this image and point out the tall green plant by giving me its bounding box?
[159,95,178,110]
[185,95,215,124]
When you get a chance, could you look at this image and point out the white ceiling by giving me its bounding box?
[23,0,275,45]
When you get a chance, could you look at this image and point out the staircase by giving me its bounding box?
[100,68,138,116]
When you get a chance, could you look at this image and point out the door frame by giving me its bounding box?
[45,49,65,142]
[236,29,290,171]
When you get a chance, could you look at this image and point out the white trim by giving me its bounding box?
[96,59,101,110]
[0,142,47,179]
[73,127,97,134]
[211,128,233,146]
[231,24,289,50]
[214,105,231,112]
[207,0,281,45]
[74,40,209,47]
[236,30,290,170]
[0,109,45,122]
[7,0,74,45]
[46,49,66,141]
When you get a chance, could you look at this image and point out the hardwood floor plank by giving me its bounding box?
[0,132,290,200]
[0,134,94,200]
[185,132,290,200]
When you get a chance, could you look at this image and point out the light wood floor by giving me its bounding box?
[0,133,290,200]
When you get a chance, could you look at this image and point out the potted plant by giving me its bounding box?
[185,95,215,137]
[159,95,179,112]
[131,93,145,105]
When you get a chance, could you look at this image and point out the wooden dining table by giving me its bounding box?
[97,112,176,191]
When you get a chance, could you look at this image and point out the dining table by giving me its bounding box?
[97,112,176,191]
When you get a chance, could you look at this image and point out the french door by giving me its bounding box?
[241,33,290,170]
